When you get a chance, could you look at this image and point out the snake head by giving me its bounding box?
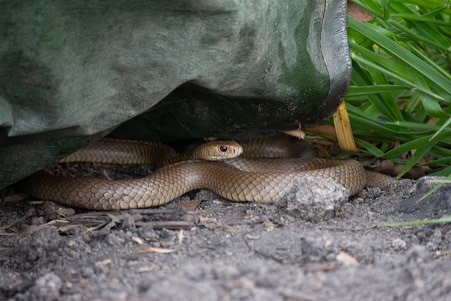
[193,141,243,161]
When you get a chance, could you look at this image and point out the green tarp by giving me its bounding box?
[0,0,351,189]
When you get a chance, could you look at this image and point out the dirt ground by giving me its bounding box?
[0,171,450,300]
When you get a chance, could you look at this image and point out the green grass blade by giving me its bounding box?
[409,67,449,118]
[348,17,451,97]
[408,44,451,80]
[429,165,451,177]
[383,216,451,227]
[430,117,451,140]
[354,137,385,157]
[351,52,445,101]
[383,131,450,158]
[418,174,451,201]
[347,85,409,96]
[396,144,432,178]
[389,13,451,27]
[387,19,451,53]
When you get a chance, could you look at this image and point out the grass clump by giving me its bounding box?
[346,0,450,178]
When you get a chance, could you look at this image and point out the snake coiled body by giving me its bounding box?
[22,136,394,210]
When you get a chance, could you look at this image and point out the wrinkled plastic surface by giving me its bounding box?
[0,0,350,188]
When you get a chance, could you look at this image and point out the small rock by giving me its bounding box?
[106,233,126,245]
[404,245,431,264]
[415,176,450,192]
[81,267,94,278]
[29,272,62,301]
[277,177,348,222]
[391,238,407,250]
[426,229,442,251]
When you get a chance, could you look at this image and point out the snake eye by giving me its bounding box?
[219,145,228,152]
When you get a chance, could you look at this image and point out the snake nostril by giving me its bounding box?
[219,146,228,152]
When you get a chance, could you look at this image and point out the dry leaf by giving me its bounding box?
[336,251,360,266]
[138,265,159,273]
[347,1,374,22]
[132,236,144,244]
[283,129,305,139]
[177,200,202,211]
[135,246,177,254]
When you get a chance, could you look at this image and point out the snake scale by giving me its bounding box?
[22,135,395,210]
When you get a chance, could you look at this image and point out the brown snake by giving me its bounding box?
[22,135,395,210]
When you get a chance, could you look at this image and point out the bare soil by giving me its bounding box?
[0,171,450,301]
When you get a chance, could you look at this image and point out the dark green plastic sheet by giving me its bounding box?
[0,0,351,189]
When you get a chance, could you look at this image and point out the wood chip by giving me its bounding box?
[138,265,159,273]
[336,251,360,266]
[177,200,202,211]
[135,246,177,254]
[132,236,144,244]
